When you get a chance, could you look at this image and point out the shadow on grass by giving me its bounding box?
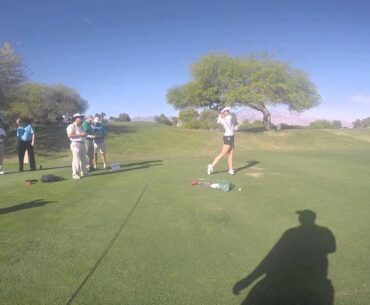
[91,161,163,177]
[213,160,259,174]
[233,210,336,305]
[0,199,55,215]
[40,165,71,171]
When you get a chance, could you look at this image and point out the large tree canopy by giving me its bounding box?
[0,42,27,109]
[167,53,320,130]
[9,83,88,124]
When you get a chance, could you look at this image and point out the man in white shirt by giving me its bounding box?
[66,113,89,179]
[207,106,237,175]
[0,120,6,175]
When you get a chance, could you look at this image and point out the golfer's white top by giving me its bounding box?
[0,128,6,143]
[66,123,86,143]
[218,115,235,136]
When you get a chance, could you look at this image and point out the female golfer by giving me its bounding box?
[207,106,237,175]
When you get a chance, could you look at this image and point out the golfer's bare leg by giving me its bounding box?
[228,148,234,170]
[211,144,230,168]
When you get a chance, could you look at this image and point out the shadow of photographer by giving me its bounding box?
[233,210,336,305]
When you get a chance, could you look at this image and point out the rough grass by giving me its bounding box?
[1,123,369,305]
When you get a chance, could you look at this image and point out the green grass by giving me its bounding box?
[1,123,370,305]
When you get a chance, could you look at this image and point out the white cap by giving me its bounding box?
[72,113,84,118]
[94,117,101,123]
[221,106,231,113]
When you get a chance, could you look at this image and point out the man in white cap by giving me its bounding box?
[207,106,237,175]
[92,116,107,169]
[66,113,89,179]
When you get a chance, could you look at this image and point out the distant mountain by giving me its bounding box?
[235,109,353,128]
[131,116,156,122]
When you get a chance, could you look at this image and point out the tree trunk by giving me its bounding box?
[261,104,272,131]
[247,103,272,131]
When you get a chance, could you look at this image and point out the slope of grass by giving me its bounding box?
[1,123,370,305]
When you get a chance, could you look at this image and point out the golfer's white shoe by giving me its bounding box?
[207,164,213,175]
[228,169,235,175]
[0,170,5,175]
[72,175,81,180]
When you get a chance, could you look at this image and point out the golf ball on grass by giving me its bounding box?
[238,188,242,191]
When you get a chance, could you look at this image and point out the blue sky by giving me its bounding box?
[1,0,370,122]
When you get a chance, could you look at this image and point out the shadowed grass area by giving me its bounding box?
[1,122,370,305]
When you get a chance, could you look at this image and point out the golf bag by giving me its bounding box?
[41,174,64,183]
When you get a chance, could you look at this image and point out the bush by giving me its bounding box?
[353,117,370,128]
[178,108,199,129]
[154,114,172,126]
[198,110,218,130]
[238,119,264,131]
[117,113,131,122]
[309,120,336,129]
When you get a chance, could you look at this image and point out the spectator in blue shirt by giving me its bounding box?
[16,117,36,171]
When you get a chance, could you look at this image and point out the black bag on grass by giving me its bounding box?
[41,174,64,183]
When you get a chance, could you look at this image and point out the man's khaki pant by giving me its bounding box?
[70,142,87,177]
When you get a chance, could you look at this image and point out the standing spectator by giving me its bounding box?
[82,115,95,171]
[0,120,6,175]
[93,117,107,169]
[16,117,36,172]
[66,113,89,179]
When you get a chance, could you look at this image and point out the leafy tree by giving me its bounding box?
[0,42,27,109]
[198,109,219,130]
[332,120,342,129]
[353,117,370,128]
[178,108,199,129]
[167,53,320,131]
[7,83,87,124]
[118,113,131,122]
[154,114,172,126]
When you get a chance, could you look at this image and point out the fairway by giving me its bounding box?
[1,123,370,305]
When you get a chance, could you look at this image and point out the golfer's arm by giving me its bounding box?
[31,133,35,145]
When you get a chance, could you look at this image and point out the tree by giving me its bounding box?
[154,114,172,126]
[353,117,370,128]
[8,83,87,124]
[167,53,320,131]
[118,113,131,122]
[178,108,199,129]
[0,42,27,109]
[332,120,342,129]
[198,109,219,130]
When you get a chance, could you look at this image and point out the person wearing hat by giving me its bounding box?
[92,116,107,169]
[66,113,89,179]
[82,115,95,171]
[16,117,36,172]
[207,106,237,175]
[0,119,6,175]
